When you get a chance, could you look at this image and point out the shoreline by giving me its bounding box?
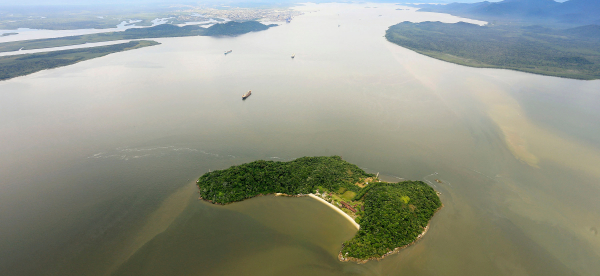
[338,204,443,264]
[198,189,441,264]
[306,194,360,230]
[198,191,360,229]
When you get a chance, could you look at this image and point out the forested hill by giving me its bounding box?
[205,21,276,36]
[417,0,600,25]
[196,156,442,262]
[341,181,441,260]
[0,21,277,53]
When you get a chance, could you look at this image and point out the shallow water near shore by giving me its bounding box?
[1,3,599,276]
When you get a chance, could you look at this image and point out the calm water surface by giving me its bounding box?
[1,3,599,276]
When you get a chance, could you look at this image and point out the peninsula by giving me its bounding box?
[0,40,159,81]
[0,21,277,53]
[385,21,600,80]
[0,21,277,81]
[196,156,442,263]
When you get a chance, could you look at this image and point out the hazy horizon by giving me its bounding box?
[0,0,500,7]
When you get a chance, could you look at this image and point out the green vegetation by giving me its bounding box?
[197,156,442,262]
[385,21,600,80]
[342,190,356,201]
[0,21,277,53]
[0,40,159,81]
[197,156,371,204]
[203,21,275,36]
[340,182,441,260]
[353,182,379,201]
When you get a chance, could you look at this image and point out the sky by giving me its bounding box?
[0,0,572,9]
[0,0,500,6]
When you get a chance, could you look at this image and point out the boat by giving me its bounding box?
[291,54,295,59]
[224,50,232,55]
[242,90,251,100]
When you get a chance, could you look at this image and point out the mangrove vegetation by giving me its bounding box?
[0,21,277,53]
[0,40,159,81]
[385,21,600,80]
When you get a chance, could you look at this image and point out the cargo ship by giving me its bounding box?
[224,50,232,55]
[242,90,251,100]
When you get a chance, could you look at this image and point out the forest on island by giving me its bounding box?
[197,156,372,204]
[341,181,441,260]
[197,156,442,261]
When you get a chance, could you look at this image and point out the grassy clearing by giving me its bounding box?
[342,191,357,201]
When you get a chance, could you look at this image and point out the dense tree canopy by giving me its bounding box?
[385,21,600,80]
[197,156,442,261]
[0,21,277,53]
[341,181,441,259]
[0,40,158,81]
[197,156,373,204]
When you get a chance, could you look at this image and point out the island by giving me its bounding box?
[196,156,442,263]
[0,21,277,53]
[385,21,600,80]
[0,40,159,81]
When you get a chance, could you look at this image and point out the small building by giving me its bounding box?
[340,201,357,213]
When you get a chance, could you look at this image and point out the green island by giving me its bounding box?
[0,21,276,53]
[0,40,159,81]
[385,21,600,80]
[196,156,442,263]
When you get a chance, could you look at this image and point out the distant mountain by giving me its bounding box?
[418,0,600,25]
[564,24,600,39]
[522,24,600,41]
[472,0,558,17]
[559,0,600,24]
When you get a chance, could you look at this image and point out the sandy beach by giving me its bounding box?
[307,194,360,230]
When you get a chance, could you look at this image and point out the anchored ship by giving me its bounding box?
[224,50,232,55]
[242,90,251,100]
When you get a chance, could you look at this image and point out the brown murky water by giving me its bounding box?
[1,3,599,276]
